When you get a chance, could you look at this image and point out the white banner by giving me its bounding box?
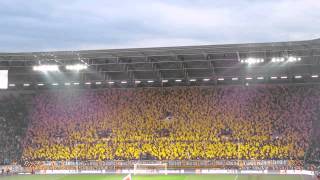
[0,70,8,89]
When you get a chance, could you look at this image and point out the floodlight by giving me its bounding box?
[287,56,301,62]
[162,79,168,83]
[232,77,239,81]
[189,79,196,82]
[203,78,210,81]
[33,65,59,72]
[66,64,88,71]
[288,56,296,62]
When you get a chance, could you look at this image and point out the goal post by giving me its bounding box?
[133,163,168,175]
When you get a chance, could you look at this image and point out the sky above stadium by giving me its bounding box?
[0,0,320,52]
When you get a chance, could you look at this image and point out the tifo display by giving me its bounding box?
[16,85,319,161]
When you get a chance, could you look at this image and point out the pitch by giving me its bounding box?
[0,174,315,180]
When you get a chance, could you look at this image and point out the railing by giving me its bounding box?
[23,159,304,171]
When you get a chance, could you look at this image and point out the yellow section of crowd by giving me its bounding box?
[22,85,318,161]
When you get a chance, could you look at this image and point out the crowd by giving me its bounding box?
[307,118,320,164]
[0,94,29,165]
[19,85,320,161]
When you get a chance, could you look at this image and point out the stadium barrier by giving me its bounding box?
[19,160,317,176]
[0,165,23,173]
[26,159,294,169]
[33,169,315,176]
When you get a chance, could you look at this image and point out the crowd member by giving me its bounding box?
[19,85,320,161]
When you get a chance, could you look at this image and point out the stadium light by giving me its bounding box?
[271,56,301,63]
[147,80,154,83]
[257,76,264,80]
[175,79,182,82]
[287,56,302,62]
[64,82,71,86]
[294,75,302,79]
[240,58,264,65]
[52,83,59,86]
[203,78,210,81]
[108,81,115,84]
[73,82,80,85]
[95,81,102,85]
[280,76,288,79]
[189,79,197,82]
[311,75,319,78]
[271,57,285,63]
[33,65,59,72]
[245,77,252,80]
[135,80,141,84]
[8,83,15,87]
[162,79,168,83]
[65,64,88,71]
[85,82,91,85]
[37,83,44,86]
[121,81,127,84]
[232,77,239,81]
[270,76,278,79]
[217,78,224,81]
[23,83,30,87]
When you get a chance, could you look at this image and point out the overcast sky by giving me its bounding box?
[0,0,320,52]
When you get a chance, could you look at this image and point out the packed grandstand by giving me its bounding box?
[0,39,320,179]
[0,85,319,163]
[20,85,320,161]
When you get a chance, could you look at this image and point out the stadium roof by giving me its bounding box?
[1,38,320,88]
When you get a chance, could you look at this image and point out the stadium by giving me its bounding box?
[0,38,320,180]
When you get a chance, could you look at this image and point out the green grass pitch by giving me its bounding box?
[0,174,315,180]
